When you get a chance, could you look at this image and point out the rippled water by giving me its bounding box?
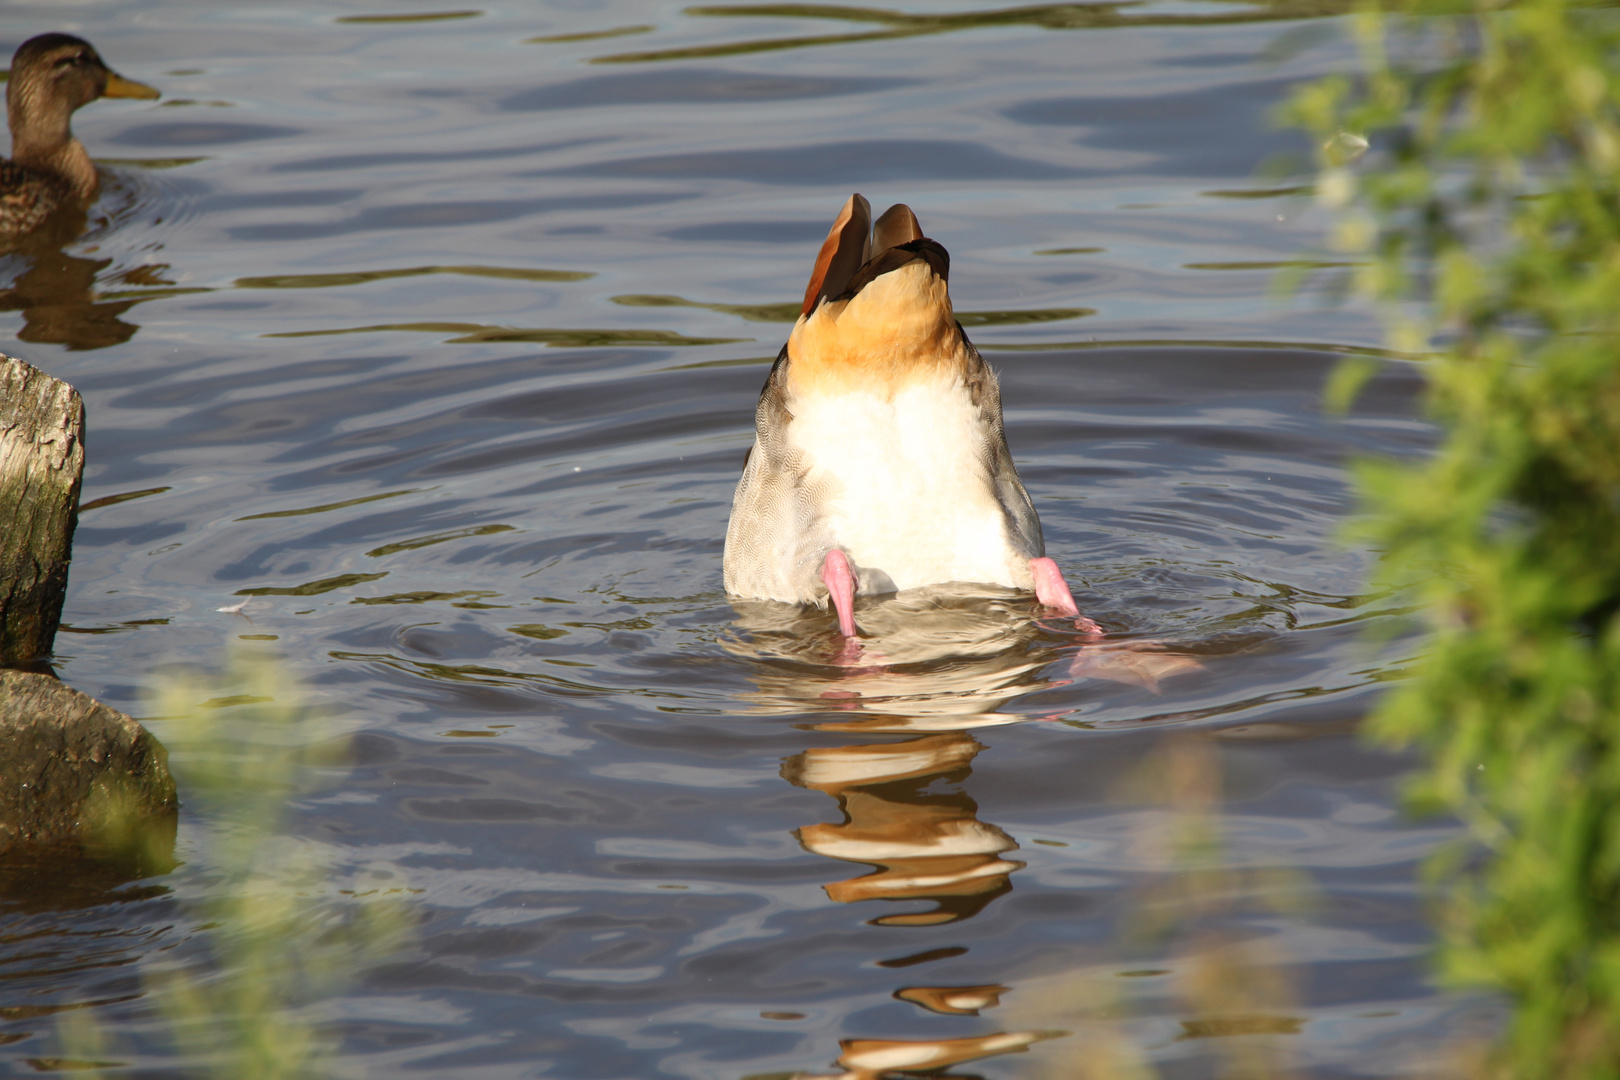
[1,2,1491,1076]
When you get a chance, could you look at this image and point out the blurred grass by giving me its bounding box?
[57,647,412,1079]
[1025,737,1312,1079]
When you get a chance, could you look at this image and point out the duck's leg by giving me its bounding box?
[821,548,859,638]
[1031,556,1103,635]
[1030,556,1077,614]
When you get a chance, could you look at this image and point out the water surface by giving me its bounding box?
[1,2,1487,1076]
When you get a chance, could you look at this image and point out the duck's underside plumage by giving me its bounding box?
[723,194,1083,637]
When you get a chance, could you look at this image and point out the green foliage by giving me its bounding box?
[59,648,411,1079]
[1285,0,1620,1075]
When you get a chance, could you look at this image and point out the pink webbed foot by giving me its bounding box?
[1030,556,1103,636]
[821,548,859,639]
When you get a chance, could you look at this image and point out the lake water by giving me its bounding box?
[0,2,1494,1077]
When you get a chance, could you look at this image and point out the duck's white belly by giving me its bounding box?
[788,378,1022,593]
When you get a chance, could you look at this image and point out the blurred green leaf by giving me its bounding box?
[1289,0,1620,1073]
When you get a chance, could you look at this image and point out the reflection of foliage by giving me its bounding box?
[1130,738,1306,1080]
[1286,0,1620,1075]
[1027,738,1309,1080]
[59,648,411,1079]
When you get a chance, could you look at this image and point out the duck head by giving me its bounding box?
[7,33,158,199]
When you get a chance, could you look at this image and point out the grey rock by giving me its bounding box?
[0,668,177,864]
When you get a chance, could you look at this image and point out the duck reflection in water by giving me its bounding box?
[721,596,1071,1076]
[0,245,152,349]
[737,587,1060,925]
[788,730,1018,927]
[799,1028,1065,1080]
[1,34,160,348]
[783,717,1064,1072]
[727,579,1198,1073]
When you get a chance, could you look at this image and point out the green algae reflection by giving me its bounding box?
[351,590,505,608]
[80,486,172,512]
[592,0,1360,63]
[365,524,515,558]
[612,294,802,323]
[236,265,593,289]
[1182,259,1363,271]
[234,572,388,597]
[267,323,750,347]
[525,25,656,43]
[236,488,426,522]
[335,10,482,23]
[96,156,211,169]
[611,293,1091,327]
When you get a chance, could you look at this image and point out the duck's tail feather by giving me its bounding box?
[872,203,923,259]
[800,193,871,318]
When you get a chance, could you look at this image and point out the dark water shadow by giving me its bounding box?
[0,830,176,915]
[541,138,1088,185]
[107,121,300,148]
[227,190,692,242]
[500,68,910,111]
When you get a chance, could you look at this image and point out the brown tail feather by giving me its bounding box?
[800,193,872,318]
[872,203,923,258]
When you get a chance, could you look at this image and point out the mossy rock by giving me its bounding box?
[0,669,176,869]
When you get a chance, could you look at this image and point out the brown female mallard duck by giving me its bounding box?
[3,33,158,237]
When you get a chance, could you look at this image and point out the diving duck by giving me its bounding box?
[3,33,158,237]
[723,194,1095,640]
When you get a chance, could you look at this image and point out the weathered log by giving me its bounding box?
[0,353,84,668]
[0,668,177,865]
